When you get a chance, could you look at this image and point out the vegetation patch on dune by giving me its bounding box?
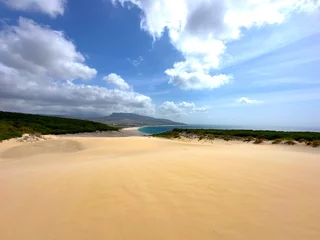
[0,111,119,141]
[154,128,320,147]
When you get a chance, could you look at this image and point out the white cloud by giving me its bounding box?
[0,18,97,81]
[0,18,155,116]
[159,101,207,116]
[113,0,320,90]
[237,97,262,104]
[165,60,232,89]
[0,0,66,17]
[159,101,181,116]
[127,56,143,67]
[103,73,131,91]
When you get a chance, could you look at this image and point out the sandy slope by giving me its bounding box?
[0,137,320,240]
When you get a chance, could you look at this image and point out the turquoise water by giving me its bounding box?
[138,125,320,135]
[139,125,249,135]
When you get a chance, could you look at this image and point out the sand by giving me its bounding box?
[60,127,146,137]
[0,136,320,240]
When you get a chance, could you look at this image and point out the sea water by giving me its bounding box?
[138,125,320,135]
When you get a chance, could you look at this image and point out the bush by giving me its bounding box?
[284,140,296,145]
[206,134,215,140]
[312,140,320,148]
[272,139,282,144]
[253,138,264,144]
[243,137,253,142]
[222,136,231,141]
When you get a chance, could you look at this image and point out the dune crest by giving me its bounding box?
[1,139,84,159]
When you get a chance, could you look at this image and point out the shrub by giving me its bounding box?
[222,136,231,141]
[243,136,253,142]
[312,140,320,148]
[284,140,296,145]
[272,139,282,144]
[207,134,215,140]
[254,138,264,144]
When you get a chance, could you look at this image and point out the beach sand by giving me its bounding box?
[0,136,320,240]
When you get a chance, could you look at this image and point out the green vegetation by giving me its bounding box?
[312,140,320,148]
[272,139,283,144]
[154,128,320,147]
[0,111,119,141]
[284,140,296,145]
[243,136,254,142]
[253,138,264,144]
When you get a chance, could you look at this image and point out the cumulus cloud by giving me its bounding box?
[113,0,320,90]
[0,0,66,17]
[237,97,262,104]
[159,101,207,116]
[0,17,97,80]
[0,18,155,116]
[103,73,131,91]
[165,61,232,89]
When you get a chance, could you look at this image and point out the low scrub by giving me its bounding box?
[272,139,282,144]
[243,136,254,142]
[1,111,119,141]
[253,138,264,144]
[222,136,231,141]
[284,140,296,145]
[312,140,320,148]
[154,128,320,147]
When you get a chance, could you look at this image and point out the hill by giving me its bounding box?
[0,111,119,141]
[90,113,185,127]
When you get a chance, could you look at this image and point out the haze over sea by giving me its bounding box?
[139,125,320,135]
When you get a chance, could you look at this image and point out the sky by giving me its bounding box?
[0,0,319,128]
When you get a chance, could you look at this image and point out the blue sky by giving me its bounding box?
[0,0,319,128]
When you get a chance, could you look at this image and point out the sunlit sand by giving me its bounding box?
[1,136,319,240]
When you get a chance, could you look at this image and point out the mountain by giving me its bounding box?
[90,113,185,127]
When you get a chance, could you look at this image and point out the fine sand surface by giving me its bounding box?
[61,127,146,137]
[0,137,320,240]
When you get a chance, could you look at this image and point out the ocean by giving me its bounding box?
[138,125,320,135]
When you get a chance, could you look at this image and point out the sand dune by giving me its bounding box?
[0,137,320,240]
[1,139,84,159]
